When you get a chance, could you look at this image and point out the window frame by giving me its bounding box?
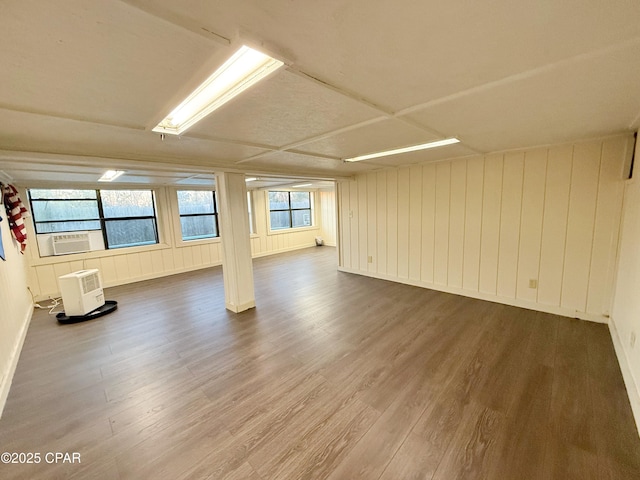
[27,188,160,251]
[267,190,313,232]
[176,190,220,242]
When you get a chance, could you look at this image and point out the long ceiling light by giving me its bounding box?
[153,46,284,135]
[344,138,460,162]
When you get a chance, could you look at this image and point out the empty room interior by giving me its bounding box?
[2,1,640,479]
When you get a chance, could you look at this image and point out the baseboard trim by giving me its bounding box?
[251,243,317,259]
[225,300,256,313]
[337,266,607,324]
[0,305,33,419]
[609,318,640,436]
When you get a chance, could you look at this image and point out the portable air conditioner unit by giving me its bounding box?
[58,269,105,316]
[51,232,91,256]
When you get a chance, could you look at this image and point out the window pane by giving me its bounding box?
[180,215,217,240]
[29,189,96,200]
[269,191,290,210]
[177,190,215,215]
[270,210,291,230]
[101,190,154,218]
[292,209,312,228]
[36,220,101,233]
[290,191,310,209]
[105,218,157,248]
[31,200,99,221]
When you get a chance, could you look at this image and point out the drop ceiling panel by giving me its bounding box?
[242,151,373,176]
[0,110,269,166]
[187,70,381,148]
[127,0,640,111]
[0,0,218,127]
[297,118,440,159]
[403,44,640,153]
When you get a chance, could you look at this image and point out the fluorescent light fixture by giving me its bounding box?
[291,183,312,188]
[98,170,125,182]
[245,177,258,182]
[344,138,460,162]
[153,45,284,135]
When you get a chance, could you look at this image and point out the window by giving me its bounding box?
[177,190,218,241]
[247,191,255,235]
[268,191,312,230]
[28,188,159,250]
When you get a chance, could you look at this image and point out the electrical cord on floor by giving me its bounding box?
[27,286,64,315]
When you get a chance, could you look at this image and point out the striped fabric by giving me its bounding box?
[3,184,28,253]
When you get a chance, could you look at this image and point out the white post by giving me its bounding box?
[215,172,255,313]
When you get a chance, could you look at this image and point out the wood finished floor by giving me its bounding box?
[1,247,639,479]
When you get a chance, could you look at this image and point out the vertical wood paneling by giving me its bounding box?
[99,256,117,285]
[434,162,451,285]
[339,182,351,268]
[420,164,436,283]
[387,170,398,277]
[367,173,377,272]
[358,176,368,272]
[516,149,547,302]
[127,253,142,278]
[497,152,524,298]
[409,165,423,281]
[139,251,153,276]
[479,154,503,295]
[561,142,601,312]
[112,255,131,281]
[150,250,164,274]
[448,160,467,288]
[587,137,627,314]
[376,172,388,275]
[397,167,411,279]
[350,180,360,271]
[463,157,484,291]
[537,145,572,306]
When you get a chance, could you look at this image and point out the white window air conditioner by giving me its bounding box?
[51,231,91,256]
[58,269,105,316]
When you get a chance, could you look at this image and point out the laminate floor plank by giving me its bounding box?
[0,247,638,480]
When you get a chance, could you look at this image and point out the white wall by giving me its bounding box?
[610,136,640,432]
[25,188,326,299]
[338,135,632,322]
[0,202,33,415]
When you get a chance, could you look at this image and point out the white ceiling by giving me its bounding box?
[1,0,639,186]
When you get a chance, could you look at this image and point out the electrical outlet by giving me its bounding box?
[367,255,373,263]
[528,279,538,289]
[631,331,636,349]
[349,210,353,218]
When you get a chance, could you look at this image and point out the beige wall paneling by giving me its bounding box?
[463,157,484,291]
[478,154,503,295]
[561,142,601,312]
[386,170,398,277]
[586,137,628,315]
[434,162,451,285]
[358,175,368,272]
[350,180,360,271]
[397,167,411,279]
[537,145,572,306]
[319,189,337,247]
[338,182,351,268]
[496,152,525,298]
[376,171,388,275]
[420,163,436,284]
[409,165,423,282]
[516,149,547,302]
[367,173,377,273]
[448,160,467,289]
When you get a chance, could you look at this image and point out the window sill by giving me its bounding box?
[176,236,221,248]
[29,242,171,266]
[267,225,319,236]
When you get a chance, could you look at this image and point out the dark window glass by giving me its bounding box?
[268,191,312,231]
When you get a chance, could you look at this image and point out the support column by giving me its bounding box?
[215,172,255,313]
